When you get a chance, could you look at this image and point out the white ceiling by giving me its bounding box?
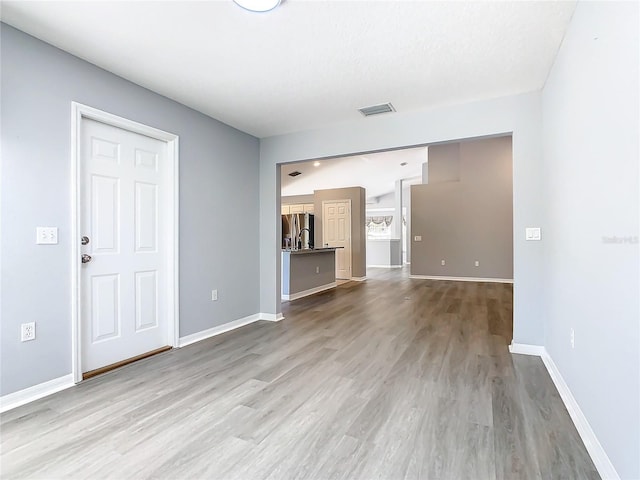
[1,1,576,138]
[281,147,425,200]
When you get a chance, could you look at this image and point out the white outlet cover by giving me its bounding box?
[414,235,422,241]
[21,322,36,341]
[36,227,58,244]
[525,227,541,241]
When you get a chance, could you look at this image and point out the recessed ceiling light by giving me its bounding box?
[313,161,321,167]
[233,0,281,13]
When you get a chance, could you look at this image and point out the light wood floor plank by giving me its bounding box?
[0,268,599,479]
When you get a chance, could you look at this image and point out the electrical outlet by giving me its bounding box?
[570,328,575,349]
[36,227,58,245]
[21,322,36,342]
[441,259,446,266]
[474,260,480,267]
[211,289,218,301]
[414,235,422,242]
[315,266,320,274]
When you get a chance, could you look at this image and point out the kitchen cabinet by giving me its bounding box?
[282,203,314,214]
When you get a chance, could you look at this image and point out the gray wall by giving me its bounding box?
[0,25,261,396]
[282,251,335,296]
[260,92,544,346]
[411,136,513,279]
[541,2,639,478]
[281,194,315,205]
[313,187,367,278]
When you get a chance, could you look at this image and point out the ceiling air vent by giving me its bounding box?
[358,102,396,117]
[288,171,302,177]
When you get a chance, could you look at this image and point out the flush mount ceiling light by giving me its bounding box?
[313,161,321,167]
[233,0,281,12]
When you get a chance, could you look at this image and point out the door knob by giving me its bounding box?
[81,254,92,264]
[81,236,90,245]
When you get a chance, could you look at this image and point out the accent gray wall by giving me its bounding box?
[0,25,260,396]
[281,194,315,205]
[282,251,336,296]
[541,2,639,478]
[260,92,544,346]
[411,136,513,279]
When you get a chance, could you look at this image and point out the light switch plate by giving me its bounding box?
[525,227,541,241]
[414,235,422,242]
[36,227,58,244]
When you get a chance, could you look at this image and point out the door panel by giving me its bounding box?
[323,200,352,279]
[91,274,120,342]
[81,118,168,372]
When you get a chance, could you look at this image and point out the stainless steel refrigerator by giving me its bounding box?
[282,213,314,250]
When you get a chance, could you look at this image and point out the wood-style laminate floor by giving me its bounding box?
[1,268,599,479]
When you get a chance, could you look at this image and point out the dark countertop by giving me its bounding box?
[282,247,340,255]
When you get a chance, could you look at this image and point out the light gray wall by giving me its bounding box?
[411,136,513,279]
[260,92,544,346]
[313,187,366,278]
[0,25,260,396]
[541,2,639,478]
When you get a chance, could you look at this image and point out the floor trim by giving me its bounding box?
[282,282,337,301]
[259,312,285,322]
[508,342,546,356]
[0,374,75,413]
[410,275,514,283]
[351,276,367,281]
[178,313,262,347]
[367,265,403,269]
[509,343,620,480]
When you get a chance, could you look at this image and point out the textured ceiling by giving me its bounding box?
[1,1,576,138]
[281,147,426,200]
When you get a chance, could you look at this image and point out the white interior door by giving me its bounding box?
[323,200,352,279]
[80,118,169,373]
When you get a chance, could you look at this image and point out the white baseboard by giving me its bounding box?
[508,342,546,356]
[178,313,261,347]
[259,312,284,322]
[367,265,403,269]
[540,352,619,480]
[508,343,620,480]
[282,282,337,301]
[0,374,75,413]
[409,275,513,283]
[351,276,367,281]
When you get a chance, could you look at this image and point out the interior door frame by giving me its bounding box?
[70,102,180,383]
[322,199,353,279]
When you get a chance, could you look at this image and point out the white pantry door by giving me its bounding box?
[323,200,352,279]
[80,118,169,372]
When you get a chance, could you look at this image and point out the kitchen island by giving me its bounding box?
[281,248,337,301]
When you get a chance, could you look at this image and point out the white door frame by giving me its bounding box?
[70,102,180,383]
[322,199,353,278]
